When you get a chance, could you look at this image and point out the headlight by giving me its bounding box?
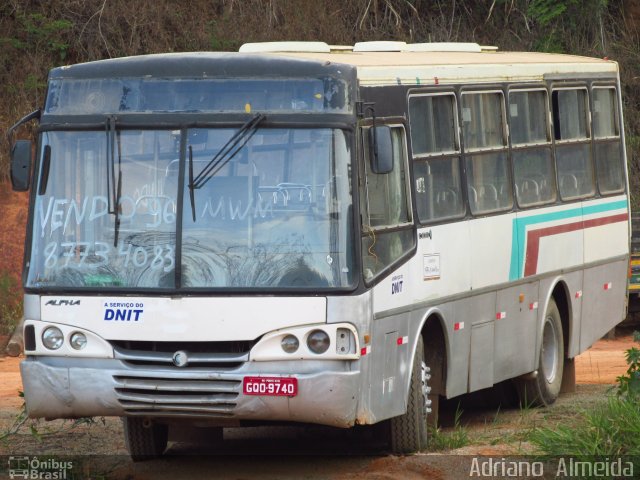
[281,334,299,353]
[306,329,330,354]
[70,332,87,350]
[42,327,64,350]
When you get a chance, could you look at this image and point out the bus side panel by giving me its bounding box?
[415,222,472,299]
[470,214,515,290]
[582,196,628,266]
[454,292,497,394]
[580,259,628,351]
[412,221,472,399]
[517,204,584,280]
[494,281,539,383]
[580,196,629,351]
[441,300,469,398]
[369,312,410,421]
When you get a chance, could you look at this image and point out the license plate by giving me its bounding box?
[242,376,298,397]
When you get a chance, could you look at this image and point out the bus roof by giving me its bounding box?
[49,47,618,88]
[239,41,618,85]
[258,50,619,86]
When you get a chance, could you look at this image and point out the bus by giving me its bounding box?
[8,41,630,458]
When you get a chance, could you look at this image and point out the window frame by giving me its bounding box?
[359,121,416,285]
[591,83,625,196]
[408,91,465,224]
[361,123,414,232]
[460,89,508,152]
[408,92,461,159]
[460,88,513,215]
[551,84,596,201]
[508,87,557,208]
[552,86,591,143]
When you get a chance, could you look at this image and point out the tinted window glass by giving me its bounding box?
[552,89,589,140]
[362,127,413,281]
[409,94,458,155]
[593,88,618,138]
[595,141,625,194]
[462,92,505,149]
[363,128,410,228]
[556,144,594,199]
[509,90,548,145]
[414,157,464,221]
[466,152,512,214]
[512,148,556,206]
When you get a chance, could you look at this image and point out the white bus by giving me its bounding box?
[8,41,629,458]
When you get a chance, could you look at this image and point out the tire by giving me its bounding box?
[517,298,564,407]
[389,335,430,453]
[123,417,168,461]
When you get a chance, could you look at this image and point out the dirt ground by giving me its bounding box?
[0,333,635,479]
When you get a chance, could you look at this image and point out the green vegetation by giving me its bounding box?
[616,331,640,398]
[428,405,469,451]
[527,332,640,467]
[529,397,640,457]
[0,270,22,336]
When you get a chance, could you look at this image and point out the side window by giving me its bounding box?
[409,94,457,155]
[409,93,464,222]
[509,89,556,207]
[593,86,624,194]
[361,126,414,282]
[552,87,595,200]
[462,91,512,214]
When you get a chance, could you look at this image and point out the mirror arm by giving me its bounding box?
[6,109,41,145]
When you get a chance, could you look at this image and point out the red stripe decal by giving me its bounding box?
[524,213,628,277]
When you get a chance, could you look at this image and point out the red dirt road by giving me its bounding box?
[573,334,635,384]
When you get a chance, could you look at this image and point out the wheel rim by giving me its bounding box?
[541,316,559,383]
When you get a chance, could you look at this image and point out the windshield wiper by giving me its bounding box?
[114,133,123,247]
[188,113,265,221]
[106,116,123,246]
[188,145,196,222]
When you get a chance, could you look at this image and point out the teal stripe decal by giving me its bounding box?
[508,200,628,281]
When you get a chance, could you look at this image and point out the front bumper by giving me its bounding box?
[20,356,360,428]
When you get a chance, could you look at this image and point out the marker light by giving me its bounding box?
[281,335,300,354]
[70,332,87,350]
[42,327,64,350]
[307,329,330,354]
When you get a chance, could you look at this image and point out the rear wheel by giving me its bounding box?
[517,298,564,407]
[389,335,430,453]
[123,417,168,461]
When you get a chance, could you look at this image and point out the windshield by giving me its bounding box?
[26,127,354,290]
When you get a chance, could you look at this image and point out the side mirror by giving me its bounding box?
[10,140,32,191]
[369,126,394,174]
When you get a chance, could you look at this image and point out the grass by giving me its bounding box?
[523,334,640,475]
[528,396,640,457]
[428,405,469,451]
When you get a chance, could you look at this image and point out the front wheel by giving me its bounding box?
[389,335,430,453]
[517,298,564,407]
[123,417,168,461]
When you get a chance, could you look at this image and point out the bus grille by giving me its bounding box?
[113,375,240,416]
[109,340,255,369]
